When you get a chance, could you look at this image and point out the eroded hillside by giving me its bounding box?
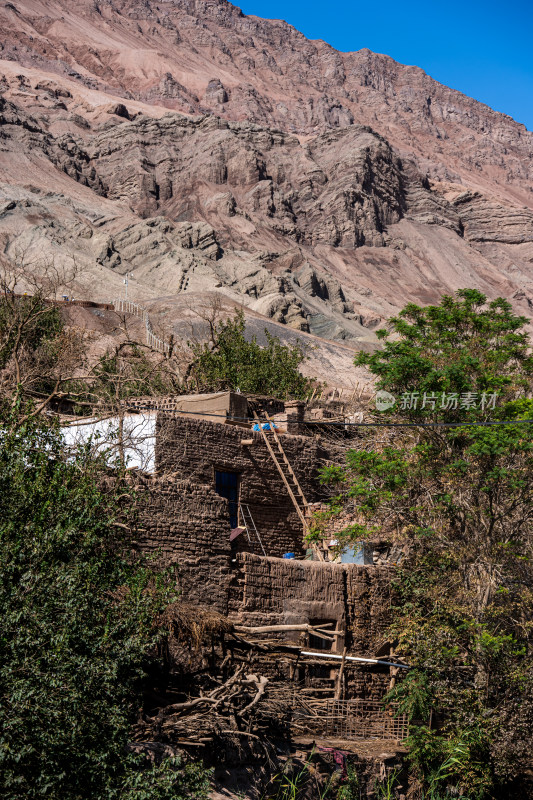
[0,0,531,358]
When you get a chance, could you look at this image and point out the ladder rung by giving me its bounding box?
[253,411,317,552]
[240,503,267,557]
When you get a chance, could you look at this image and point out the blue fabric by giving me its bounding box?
[253,422,277,432]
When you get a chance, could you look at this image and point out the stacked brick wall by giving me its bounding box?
[228,553,347,630]
[126,397,199,412]
[125,392,249,419]
[155,415,332,558]
[136,477,232,613]
[246,395,285,416]
[228,553,393,700]
[345,567,393,654]
[228,553,392,651]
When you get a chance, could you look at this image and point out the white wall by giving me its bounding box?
[61,413,156,473]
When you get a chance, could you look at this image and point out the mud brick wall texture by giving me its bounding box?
[155,415,332,558]
[136,477,232,613]
[345,567,393,654]
[228,553,393,700]
[228,553,347,630]
[228,553,392,652]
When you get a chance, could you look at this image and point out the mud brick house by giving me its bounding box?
[131,393,402,701]
[67,391,402,725]
[67,390,395,634]
[135,404,334,605]
[122,392,391,617]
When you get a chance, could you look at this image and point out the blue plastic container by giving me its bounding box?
[283,552,295,559]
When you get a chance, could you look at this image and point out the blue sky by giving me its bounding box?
[237,0,533,131]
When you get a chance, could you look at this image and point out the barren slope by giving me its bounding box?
[0,0,531,357]
[1,0,531,208]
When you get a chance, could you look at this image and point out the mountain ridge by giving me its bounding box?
[1,0,531,208]
[0,0,531,364]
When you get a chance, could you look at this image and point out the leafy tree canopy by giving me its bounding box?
[0,417,211,800]
[358,289,533,418]
[188,310,312,399]
[320,291,533,799]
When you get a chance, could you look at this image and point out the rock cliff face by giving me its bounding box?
[0,0,531,353]
[1,0,531,206]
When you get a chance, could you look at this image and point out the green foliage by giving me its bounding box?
[0,295,67,409]
[402,726,490,800]
[0,418,210,800]
[336,766,360,800]
[322,291,533,798]
[374,768,401,800]
[263,749,346,800]
[0,292,181,421]
[120,756,211,800]
[358,289,533,416]
[189,310,312,399]
[264,765,310,800]
[0,295,63,370]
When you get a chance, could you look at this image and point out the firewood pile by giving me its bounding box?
[135,663,290,754]
[132,605,301,757]
[131,606,345,754]
[132,603,403,758]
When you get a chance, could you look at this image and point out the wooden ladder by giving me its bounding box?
[253,411,324,561]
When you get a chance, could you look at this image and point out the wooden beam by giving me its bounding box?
[233,623,343,637]
[334,647,347,700]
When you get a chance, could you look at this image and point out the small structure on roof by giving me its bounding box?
[125,390,249,424]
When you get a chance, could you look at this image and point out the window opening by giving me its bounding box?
[308,619,337,652]
[215,470,240,529]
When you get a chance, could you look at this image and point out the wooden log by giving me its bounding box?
[233,623,335,635]
[334,647,347,700]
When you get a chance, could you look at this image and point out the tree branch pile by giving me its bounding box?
[133,608,347,759]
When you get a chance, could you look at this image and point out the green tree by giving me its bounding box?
[320,291,533,798]
[0,291,86,422]
[188,310,312,399]
[0,417,211,800]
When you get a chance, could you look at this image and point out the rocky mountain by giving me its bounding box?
[0,0,532,361]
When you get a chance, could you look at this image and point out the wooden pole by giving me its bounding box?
[334,646,347,700]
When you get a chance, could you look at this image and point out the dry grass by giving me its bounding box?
[161,602,232,650]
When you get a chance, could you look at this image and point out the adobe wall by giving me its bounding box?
[228,553,394,700]
[155,415,333,558]
[133,475,394,700]
[135,476,232,613]
[228,553,392,653]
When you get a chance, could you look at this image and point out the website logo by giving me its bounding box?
[375,390,396,411]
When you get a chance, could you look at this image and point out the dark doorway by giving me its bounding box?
[215,470,240,529]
